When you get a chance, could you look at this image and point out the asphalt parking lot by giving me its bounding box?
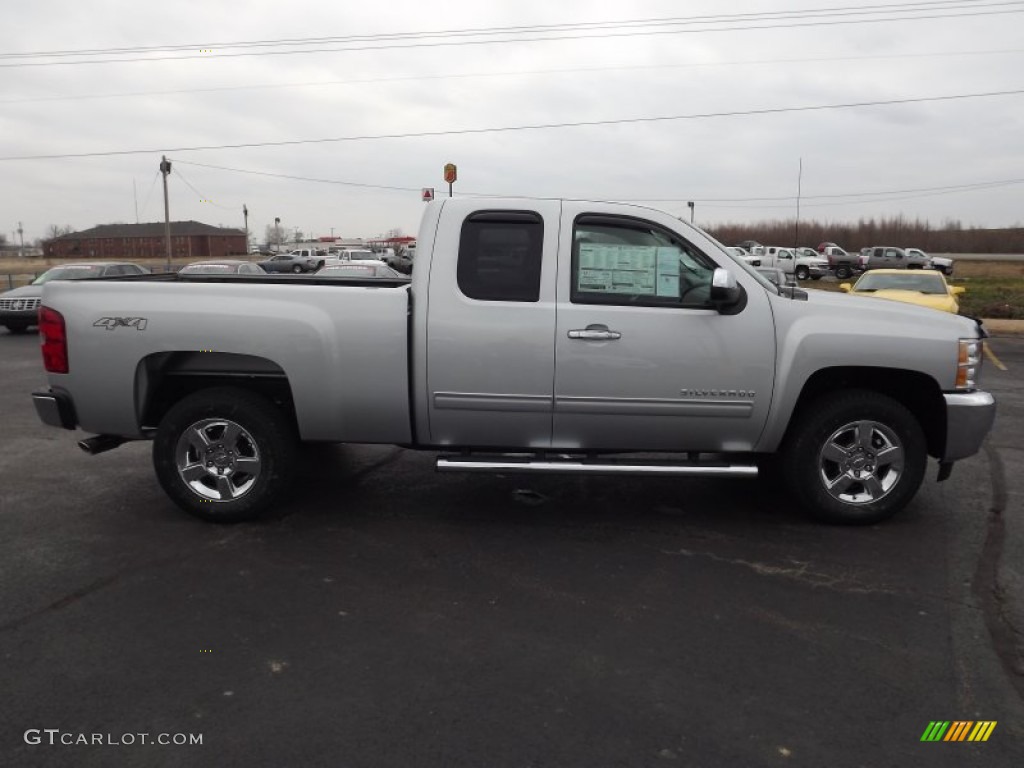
[1,331,1022,767]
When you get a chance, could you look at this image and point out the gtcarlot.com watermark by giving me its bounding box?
[24,729,202,747]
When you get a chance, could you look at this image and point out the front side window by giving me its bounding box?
[572,215,717,308]
[457,211,543,302]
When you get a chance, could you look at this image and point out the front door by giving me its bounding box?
[552,204,776,452]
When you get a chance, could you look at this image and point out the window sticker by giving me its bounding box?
[655,247,681,297]
[578,244,682,296]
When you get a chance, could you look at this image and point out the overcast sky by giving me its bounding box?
[2,0,1023,244]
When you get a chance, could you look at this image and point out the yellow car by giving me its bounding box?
[839,269,965,313]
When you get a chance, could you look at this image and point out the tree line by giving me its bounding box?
[704,216,1024,254]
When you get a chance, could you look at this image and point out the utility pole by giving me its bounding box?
[794,158,803,249]
[274,217,281,253]
[687,201,695,225]
[243,204,249,255]
[160,155,172,272]
[17,221,24,258]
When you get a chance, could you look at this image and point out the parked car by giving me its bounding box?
[258,252,318,273]
[862,246,932,271]
[1,262,149,334]
[384,250,415,274]
[316,260,407,279]
[839,269,964,314]
[817,244,860,279]
[756,267,799,288]
[179,260,267,276]
[32,197,994,528]
[760,246,829,280]
[907,248,954,276]
[729,246,761,267]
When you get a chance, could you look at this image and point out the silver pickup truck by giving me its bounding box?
[32,197,996,525]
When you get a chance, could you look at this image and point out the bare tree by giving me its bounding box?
[45,224,73,240]
[264,223,289,248]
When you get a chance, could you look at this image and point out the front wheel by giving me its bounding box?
[781,390,926,524]
[794,266,810,281]
[292,264,303,273]
[153,387,298,523]
[835,265,852,280]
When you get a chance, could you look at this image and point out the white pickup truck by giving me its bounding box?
[32,197,995,526]
[759,247,830,281]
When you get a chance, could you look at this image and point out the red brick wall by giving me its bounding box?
[44,235,246,260]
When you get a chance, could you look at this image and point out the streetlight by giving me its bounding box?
[687,201,695,225]
[274,217,281,252]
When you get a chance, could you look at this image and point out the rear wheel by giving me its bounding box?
[153,387,298,523]
[292,264,303,273]
[781,390,926,524]
[835,265,852,280]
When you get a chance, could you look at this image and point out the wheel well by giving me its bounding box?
[788,367,946,458]
[137,352,297,432]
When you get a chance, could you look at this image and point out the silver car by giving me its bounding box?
[1,262,148,334]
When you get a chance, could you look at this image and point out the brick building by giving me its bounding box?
[43,222,247,261]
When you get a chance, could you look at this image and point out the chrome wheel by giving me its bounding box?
[817,420,903,505]
[175,418,262,502]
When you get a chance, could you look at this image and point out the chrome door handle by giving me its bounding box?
[568,325,621,341]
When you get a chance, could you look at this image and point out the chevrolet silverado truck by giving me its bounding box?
[32,198,996,525]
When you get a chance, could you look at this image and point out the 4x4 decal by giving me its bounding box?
[94,317,148,331]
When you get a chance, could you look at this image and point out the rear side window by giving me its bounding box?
[457,211,543,302]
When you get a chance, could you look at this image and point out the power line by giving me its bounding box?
[171,167,234,210]
[3,87,1022,162]
[173,158,1024,207]
[2,2,1020,67]
[0,0,992,58]
[4,47,1022,106]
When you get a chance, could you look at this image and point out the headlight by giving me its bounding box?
[956,338,983,390]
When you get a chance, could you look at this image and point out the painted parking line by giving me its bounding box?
[984,343,1008,371]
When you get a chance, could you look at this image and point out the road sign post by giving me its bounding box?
[443,163,457,197]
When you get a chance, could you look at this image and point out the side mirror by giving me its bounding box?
[839,283,852,292]
[710,268,743,310]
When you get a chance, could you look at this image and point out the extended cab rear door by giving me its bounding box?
[423,200,561,448]
[551,202,776,452]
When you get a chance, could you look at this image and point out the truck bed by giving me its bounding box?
[41,275,413,443]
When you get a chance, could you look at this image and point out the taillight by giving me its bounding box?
[39,306,69,373]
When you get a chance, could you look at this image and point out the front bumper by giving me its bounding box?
[0,308,39,325]
[33,389,78,430]
[942,390,996,461]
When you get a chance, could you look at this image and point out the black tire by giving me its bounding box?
[795,266,810,281]
[153,387,298,523]
[5,323,31,334]
[781,390,926,525]
[835,265,852,280]
[292,264,303,273]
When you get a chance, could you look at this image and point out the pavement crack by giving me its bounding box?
[660,547,894,594]
[973,443,1024,695]
[0,531,246,634]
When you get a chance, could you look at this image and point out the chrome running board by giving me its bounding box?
[436,454,757,478]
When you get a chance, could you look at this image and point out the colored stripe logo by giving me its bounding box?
[921,721,997,742]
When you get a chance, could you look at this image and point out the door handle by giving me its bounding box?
[568,324,621,341]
